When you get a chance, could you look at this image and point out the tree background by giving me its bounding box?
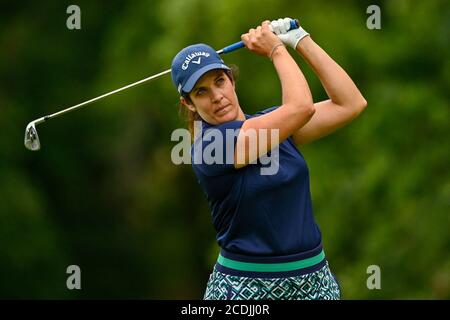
[1,0,448,299]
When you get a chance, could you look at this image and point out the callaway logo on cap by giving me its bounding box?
[181,51,210,70]
[171,43,230,94]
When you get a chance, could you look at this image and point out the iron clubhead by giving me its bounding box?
[24,122,40,151]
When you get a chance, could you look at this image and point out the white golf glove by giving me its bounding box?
[270,17,309,49]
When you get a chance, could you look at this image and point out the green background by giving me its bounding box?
[1,0,448,299]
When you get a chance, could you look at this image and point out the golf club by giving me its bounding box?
[24,19,299,151]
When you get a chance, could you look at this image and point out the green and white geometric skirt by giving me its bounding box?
[204,244,341,300]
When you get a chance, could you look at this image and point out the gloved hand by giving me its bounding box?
[270,17,309,49]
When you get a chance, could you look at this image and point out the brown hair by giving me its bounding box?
[178,66,239,141]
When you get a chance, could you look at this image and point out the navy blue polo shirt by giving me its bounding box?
[191,106,322,256]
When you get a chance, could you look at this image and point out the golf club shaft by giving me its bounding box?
[34,46,230,125]
[32,19,300,125]
[35,69,172,125]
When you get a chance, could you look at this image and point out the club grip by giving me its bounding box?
[289,19,300,30]
[218,19,300,55]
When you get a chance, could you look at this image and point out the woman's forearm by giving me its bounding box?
[272,45,314,112]
[296,36,367,110]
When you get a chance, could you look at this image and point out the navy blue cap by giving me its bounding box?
[171,43,230,94]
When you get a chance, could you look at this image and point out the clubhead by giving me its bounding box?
[24,122,41,151]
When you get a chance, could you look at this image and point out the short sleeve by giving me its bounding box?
[191,120,244,176]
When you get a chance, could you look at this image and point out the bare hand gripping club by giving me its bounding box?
[24,19,299,151]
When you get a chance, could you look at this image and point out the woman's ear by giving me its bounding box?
[180,96,196,113]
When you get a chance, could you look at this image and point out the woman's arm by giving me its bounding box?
[292,36,368,145]
[235,21,315,169]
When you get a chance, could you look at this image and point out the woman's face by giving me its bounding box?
[181,69,244,125]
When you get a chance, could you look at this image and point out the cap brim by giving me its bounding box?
[182,63,230,93]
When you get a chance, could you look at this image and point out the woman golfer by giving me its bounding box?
[171,17,367,300]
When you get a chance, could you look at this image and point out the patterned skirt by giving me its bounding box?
[203,244,341,300]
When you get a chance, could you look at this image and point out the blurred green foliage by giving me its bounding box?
[0,0,448,299]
